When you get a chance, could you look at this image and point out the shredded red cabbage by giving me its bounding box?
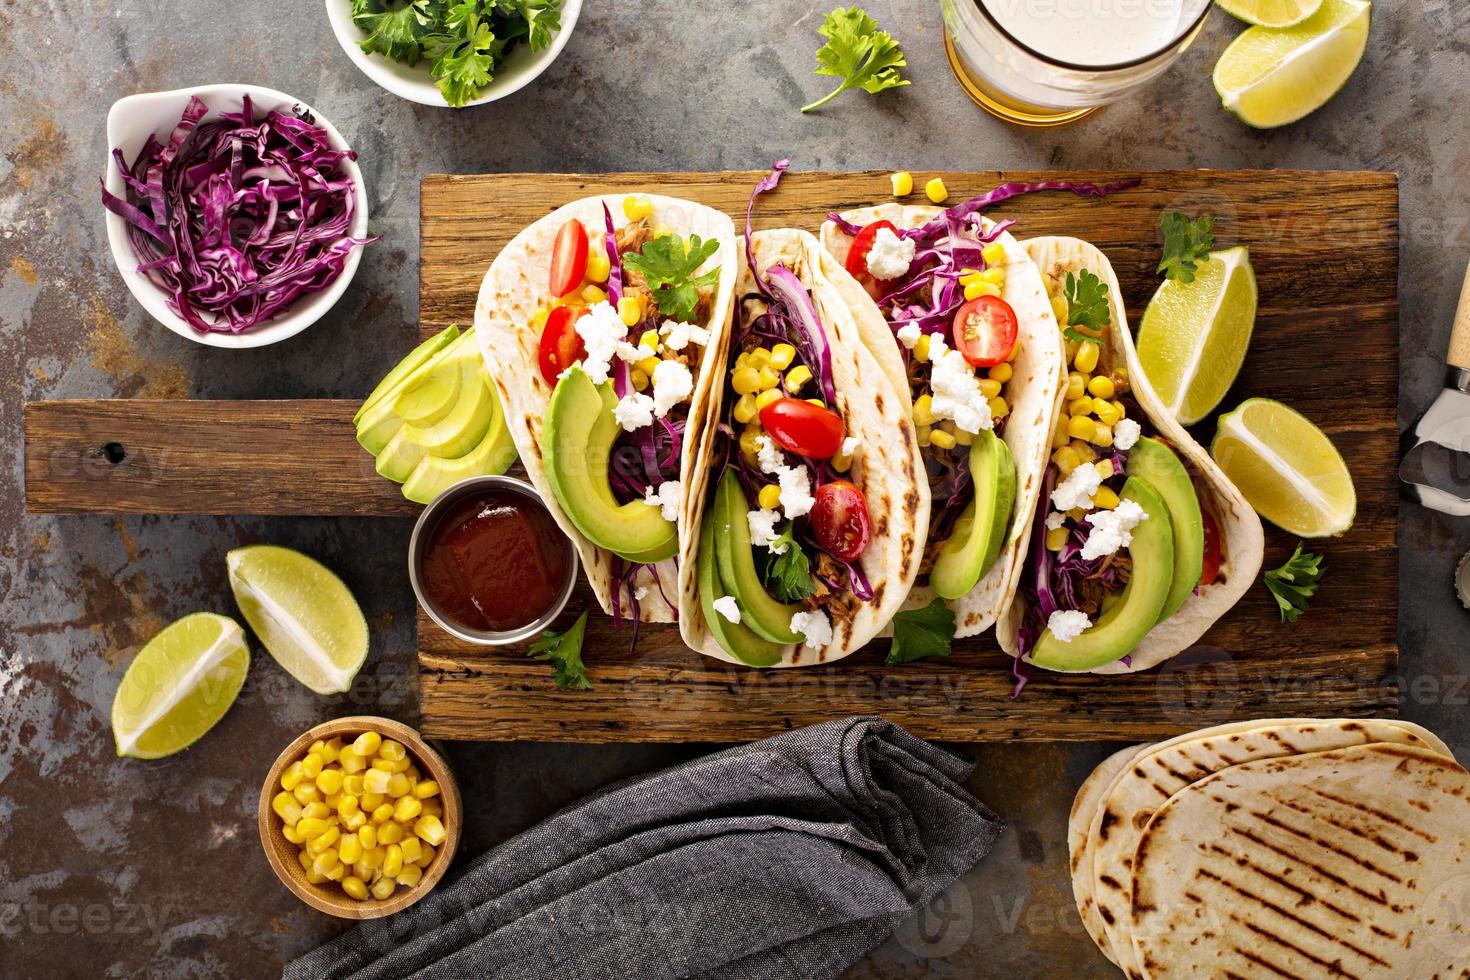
[101,95,375,334]
[602,202,623,306]
[763,264,839,407]
[745,159,789,295]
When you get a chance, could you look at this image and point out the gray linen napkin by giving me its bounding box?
[284,716,1004,980]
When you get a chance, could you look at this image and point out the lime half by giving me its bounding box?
[1213,0,1371,128]
[1216,0,1323,28]
[1136,246,1257,426]
[1212,398,1356,537]
[111,612,249,759]
[227,545,368,695]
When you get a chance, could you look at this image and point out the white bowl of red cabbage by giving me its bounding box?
[102,84,375,349]
[325,0,582,109]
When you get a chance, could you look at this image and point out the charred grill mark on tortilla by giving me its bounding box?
[1224,826,1399,910]
[1304,783,1443,843]
[1201,841,1371,927]
[1195,867,1392,968]
[1234,915,1368,977]
[1231,946,1309,980]
[1244,806,1407,885]
[1266,792,1417,858]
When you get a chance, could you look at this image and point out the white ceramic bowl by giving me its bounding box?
[324,0,582,108]
[103,84,370,350]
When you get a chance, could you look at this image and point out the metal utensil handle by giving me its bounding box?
[1449,258,1470,371]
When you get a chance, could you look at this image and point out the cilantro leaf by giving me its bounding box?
[491,0,561,50]
[1062,269,1111,345]
[528,611,593,690]
[1264,544,1325,624]
[1157,211,1215,283]
[426,3,503,107]
[621,234,722,323]
[802,7,910,113]
[763,525,816,603]
[886,598,957,665]
[353,0,433,63]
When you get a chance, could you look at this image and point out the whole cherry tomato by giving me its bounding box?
[951,295,1019,368]
[812,481,871,562]
[759,397,845,459]
[537,306,588,386]
[548,219,589,298]
[1200,506,1222,586]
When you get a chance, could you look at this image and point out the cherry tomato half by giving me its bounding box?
[537,305,588,386]
[952,295,1019,368]
[844,220,901,281]
[1200,506,1222,587]
[813,481,871,562]
[549,219,589,298]
[759,397,845,459]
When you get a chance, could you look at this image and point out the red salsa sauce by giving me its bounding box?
[418,488,572,633]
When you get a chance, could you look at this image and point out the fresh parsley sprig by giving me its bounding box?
[763,525,816,603]
[1157,212,1216,284]
[1264,544,1325,623]
[1062,269,1111,345]
[621,234,722,323]
[885,598,957,665]
[529,611,593,690]
[802,7,909,113]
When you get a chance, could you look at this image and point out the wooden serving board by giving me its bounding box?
[26,170,1399,743]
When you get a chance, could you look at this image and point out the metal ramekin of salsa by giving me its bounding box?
[408,476,578,645]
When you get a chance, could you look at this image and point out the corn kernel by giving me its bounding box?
[756,367,780,391]
[925,177,949,204]
[988,396,1009,420]
[293,783,322,806]
[731,367,761,395]
[831,452,853,472]
[338,835,363,866]
[298,849,314,873]
[734,351,750,370]
[281,762,305,791]
[342,810,367,831]
[308,827,342,857]
[979,378,1003,399]
[371,877,396,901]
[273,792,303,824]
[342,876,369,901]
[419,799,443,818]
[301,753,323,780]
[282,825,304,845]
[981,267,1007,285]
[1095,400,1121,426]
[1092,424,1114,449]
[758,484,782,511]
[730,393,756,424]
[396,864,424,888]
[891,171,914,196]
[1094,459,1116,480]
[913,334,932,362]
[755,388,783,411]
[982,242,1007,266]
[1094,486,1121,510]
[630,368,650,392]
[360,792,385,811]
[1065,372,1086,400]
[371,803,394,825]
[358,825,378,850]
[738,426,764,459]
[806,398,825,407]
[337,795,360,819]
[964,280,1001,301]
[768,343,796,370]
[958,268,984,286]
[1052,425,1071,450]
[414,843,436,868]
[652,224,672,241]
[637,329,659,351]
[529,307,550,333]
[399,837,423,865]
[384,844,404,879]
[636,355,660,378]
[394,797,423,823]
[1050,295,1069,324]
[295,817,329,842]
[304,866,327,886]
[1074,342,1100,373]
[929,429,957,450]
[324,792,342,809]
[414,815,448,848]
[989,363,1013,384]
[378,822,406,846]
[784,365,813,393]
[953,427,974,446]
[1046,527,1070,551]
[1007,340,1021,362]
[387,773,411,798]
[1111,399,1127,420]
[338,749,367,774]
[1067,416,1097,442]
[586,246,610,284]
[1071,441,1098,464]
[363,769,391,796]
[352,732,382,757]
[316,769,343,796]
[747,348,771,370]
[618,296,642,327]
[1087,376,1116,399]
[373,756,411,775]
[916,424,932,448]
[301,802,330,821]
[909,394,934,426]
[622,195,654,221]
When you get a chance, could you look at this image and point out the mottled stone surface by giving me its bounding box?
[2,1,1469,976]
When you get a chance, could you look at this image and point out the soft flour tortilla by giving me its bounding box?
[1084,719,1454,979]
[1130,742,1470,979]
[820,206,1067,637]
[475,195,737,622]
[676,229,929,667]
[1069,744,1142,966]
[999,237,1266,674]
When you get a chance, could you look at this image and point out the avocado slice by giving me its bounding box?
[543,367,678,563]
[711,472,804,645]
[354,324,459,426]
[1125,437,1204,622]
[374,361,494,484]
[1029,477,1176,672]
[357,330,479,454]
[930,430,1017,600]
[697,515,783,667]
[400,386,518,505]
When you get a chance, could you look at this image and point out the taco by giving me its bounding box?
[676,167,928,667]
[998,237,1264,674]
[819,205,1066,637]
[475,194,738,623]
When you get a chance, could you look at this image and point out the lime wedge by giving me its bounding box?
[1212,398,1356,536]
[1136,246,1257,426]
[1216,0,1323,28]
[227,546,368,695]
[1213,0,1371,128]
[111,613,249,759]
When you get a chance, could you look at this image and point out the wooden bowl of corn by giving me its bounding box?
[258,716,461,919]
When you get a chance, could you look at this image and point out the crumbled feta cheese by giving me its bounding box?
[929,347,993,434]
[865,227,916,281]
[658,319,710,352]
[1047,609,1093,643]
[651,359,694,417]
[1113,417,1142,451]
[712,596,741,625]
[747,508,786,553]
[1052,464,1102,511]
[574,301,641,384]
[896,323,922,349]
[789,609,834,650]
[777,465,815,519]
[634,586,649,601]
[1081,500,1148,561]
[612,391,655,432]
[1045,511,1066,531]
[643,480,682,521]
[755,435,785,475]
[840,436,861,457]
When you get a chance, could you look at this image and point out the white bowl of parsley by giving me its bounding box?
[326,0,581,109]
